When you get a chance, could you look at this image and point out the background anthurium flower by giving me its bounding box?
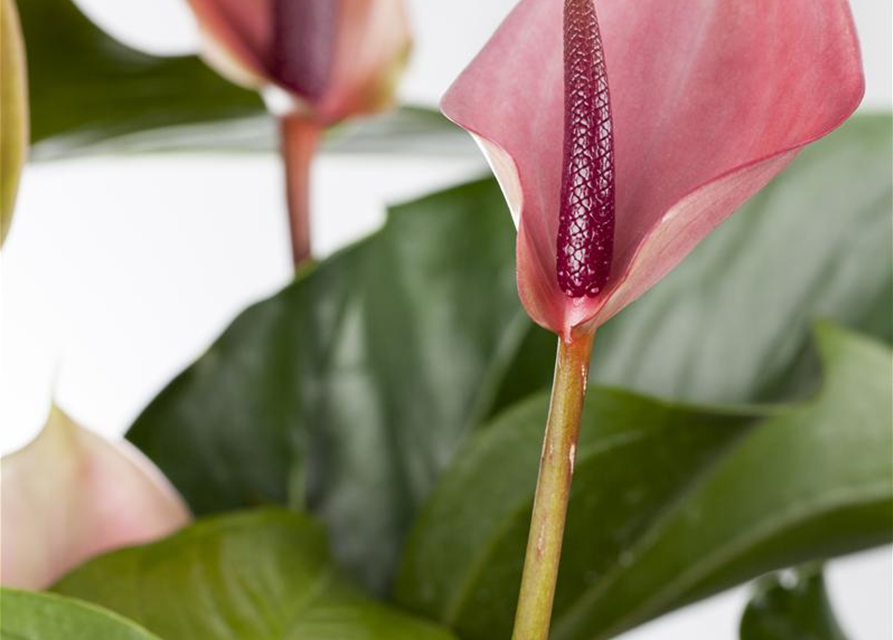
[0,407,190,589]
[183,0,412,266]
[443,0,864,339]
[185,0,412,124]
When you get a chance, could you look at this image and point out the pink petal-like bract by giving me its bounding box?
[184,0,274,87]
[442,0,864,339]
[314,0,412,123]
[0,407,191,589]
[185,0,411,123]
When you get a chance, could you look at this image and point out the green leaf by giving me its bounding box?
[128,115,892,594]
[394,325,893,640]
[18,0,468,159]
[740,566,850,640]
[127,179,527,592]
[1,0,28,246]
[0,588,162,640]
[51,509,455,640]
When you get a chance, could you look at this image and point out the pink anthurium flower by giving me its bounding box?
[446,3,865,638]
[184,0,412,264]
[0,407,190,589]
[443,0,864,341]
[186,0,411,125]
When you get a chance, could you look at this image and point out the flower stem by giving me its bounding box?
[280,114,321,267]
[511,326,596,640]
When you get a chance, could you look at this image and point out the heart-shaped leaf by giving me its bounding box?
[128,115,892,595]
[394,325,892,640]
[0,588,161,640]
[1,0,28,246]
[52,509,456,640]
[740,566,850,640]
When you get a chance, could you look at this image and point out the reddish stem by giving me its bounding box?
[280,114,321,267]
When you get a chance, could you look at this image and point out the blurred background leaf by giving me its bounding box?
[1,0,28,246]
[395,325,892,640]
[19,0,258,154]
[52,509,457,640]
[18,0,470,159]
[0,588,162,640]
[127,115,892,596]
[740,566,850,640]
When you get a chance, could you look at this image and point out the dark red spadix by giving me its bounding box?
[556,0,615,298]
[272,0,339,100]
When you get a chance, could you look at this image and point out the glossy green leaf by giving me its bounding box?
[19,0,468,159]
[0,588,161,640]
[51,510,455,640]
[129,115,892,594]
[740,566,850,640]
[395,325,893,640]
[127,180,527,592]
[1,0,28,246]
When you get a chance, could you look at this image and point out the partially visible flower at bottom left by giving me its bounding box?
[0,407,191,589]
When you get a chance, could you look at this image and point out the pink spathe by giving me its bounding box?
[443,0,864,340]
[0,408,190,589]
[184,0,411,124]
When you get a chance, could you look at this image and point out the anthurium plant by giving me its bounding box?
[1,1,890,639]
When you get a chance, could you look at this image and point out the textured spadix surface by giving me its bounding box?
[556,0,615,299]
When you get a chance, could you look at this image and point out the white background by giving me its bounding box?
[1,1,890,638]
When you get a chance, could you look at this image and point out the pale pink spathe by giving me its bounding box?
[443,0,864,339]
[0,407,190,589]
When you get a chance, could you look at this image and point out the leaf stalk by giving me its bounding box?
[281,114,320,267]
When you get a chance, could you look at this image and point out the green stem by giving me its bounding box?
[280,114,321,268]
[511,326,596,640]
